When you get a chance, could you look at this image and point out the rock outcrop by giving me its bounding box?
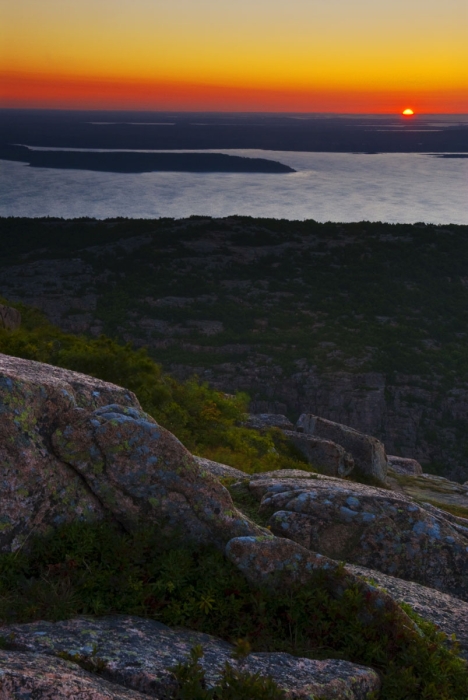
[347,563,468,660]
[282,429,354,477]
[244,413,294,431]
[247,474,468,601]
[296,413,388,484]
[193,455,247,480]
[2,352,468,697]
[387,455,423,475]
[0,650,148,700]
[0,353,263,552]
[52,403,262,548]
[0,615,381,700]
[0,303,21,331]
[0,353,138,552]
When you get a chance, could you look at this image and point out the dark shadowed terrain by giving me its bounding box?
[1,215,468,480]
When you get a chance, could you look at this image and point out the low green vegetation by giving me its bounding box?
[0,519,466,700]
[171,644,288,699]
[0,299,310,474]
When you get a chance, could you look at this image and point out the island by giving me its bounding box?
[0,144,295,174]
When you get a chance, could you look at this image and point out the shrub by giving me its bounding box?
[0,520,466,700]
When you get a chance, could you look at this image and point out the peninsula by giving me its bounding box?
[0,144,295,174]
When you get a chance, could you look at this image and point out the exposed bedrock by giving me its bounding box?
[282,429,355,478]
[0,353,263,552]
[387,455,423,475]
[51,403,262,547]
[0,616,380,700]
[248,474,468,601]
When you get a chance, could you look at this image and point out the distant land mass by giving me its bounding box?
[0,144,294,174]
[0,110,467,153]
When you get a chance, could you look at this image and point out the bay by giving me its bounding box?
[1,149,467,224]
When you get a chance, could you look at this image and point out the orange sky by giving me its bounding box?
[1,0,467,112]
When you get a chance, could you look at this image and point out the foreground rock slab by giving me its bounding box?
[0,649,149,700]
[296,413,388,484]
[0,616,380,700]
[0,353,263,553]
[52,404,263,547]
[249,475,468,601]
[0,353,139,552]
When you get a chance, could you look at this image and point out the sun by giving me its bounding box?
[402,108,414,116]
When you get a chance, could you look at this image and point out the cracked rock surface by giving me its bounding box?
[0,353,263,553]
[51,403,264,546]
[249,475,468,600]
[0,649,150,700]
[0,615,381,700]
[0,353,139,552]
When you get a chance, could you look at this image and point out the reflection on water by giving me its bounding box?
[1,150,467,224]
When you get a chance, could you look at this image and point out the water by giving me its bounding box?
[1,149,467,224]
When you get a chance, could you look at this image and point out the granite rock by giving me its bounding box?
[0,353,263,553]
[348,563,468,660]
[52,403,263,547]
[0,616,381,700]
[193,455,248,480]
[244,413,294,430]
[387,455,423,476]
[0,649,149,700]
[0,353,139,552]
[282,429,354,477]
[296,413,388,484]
[0,304,21,331]
[249,475,468,600]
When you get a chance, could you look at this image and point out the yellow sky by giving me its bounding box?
[1,0,467,110]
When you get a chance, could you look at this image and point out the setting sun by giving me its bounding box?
[402,108,414,115]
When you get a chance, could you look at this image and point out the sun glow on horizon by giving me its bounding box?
[402,108,414,115]
[1,0,467,112]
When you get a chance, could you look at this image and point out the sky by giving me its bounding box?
[1,0,467,112]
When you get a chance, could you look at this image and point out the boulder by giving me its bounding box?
[0,353,139,552]
[52,404,262,547]
[388,455,423,476]
[248,475,468,601]
[296,413,388,484]
[244,413,294,430]
[0,353,263,552]
[282,429,354,477]
[0,303,21,331]
[0,615,381,700]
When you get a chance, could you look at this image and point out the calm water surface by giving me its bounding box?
[1,150,467,224]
